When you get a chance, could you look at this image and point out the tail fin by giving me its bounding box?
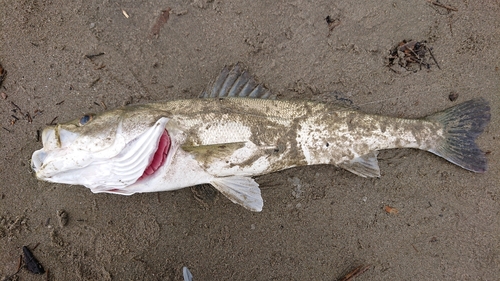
[427,98,490,172]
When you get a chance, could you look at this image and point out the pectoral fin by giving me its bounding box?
[339,151,381,178]
[210,176,263,212]
[182,142,246,164]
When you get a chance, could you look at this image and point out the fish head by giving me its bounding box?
[31,105,174,192]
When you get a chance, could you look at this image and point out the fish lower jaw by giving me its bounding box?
[137,130,171,181]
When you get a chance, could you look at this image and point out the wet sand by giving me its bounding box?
[1,1,499,280]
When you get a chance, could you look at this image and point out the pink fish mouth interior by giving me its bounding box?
[138,130,170,181]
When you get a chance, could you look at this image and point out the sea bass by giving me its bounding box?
[31,64,490,211]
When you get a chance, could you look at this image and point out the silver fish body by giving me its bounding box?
[31,64,490,211]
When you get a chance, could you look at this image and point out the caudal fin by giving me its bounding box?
[427,98,490,172]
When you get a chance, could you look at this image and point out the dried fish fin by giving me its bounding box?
[339,151,380,178]
[183,267,193,281]
[211,176,263,212]
[427,98,490,172]
[182,142,246,164]
[199,63,275,99]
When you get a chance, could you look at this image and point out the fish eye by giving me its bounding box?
[79,114,93,126]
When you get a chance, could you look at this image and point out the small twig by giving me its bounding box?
[412,244,419,252]
[339,264,371,281]
[427,47,441,69]
[447,14,454,36]
[387,67,400,74]
[89,77,100,88]
[3,127,11,132]
[85,52,105,59]
[56,100,65,105]
[407,47,425,66]
[16,254,22,273]
[26,112,33,123]
[10,101,22,112]
[431,1,458,12]
[0,63,6,87]
[11,115,19,120]
[48,116,58,126]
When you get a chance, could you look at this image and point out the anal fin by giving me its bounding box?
[211,176,263,212]
[339,151,381,178]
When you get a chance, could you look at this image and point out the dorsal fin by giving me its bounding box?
[199,63,275,99]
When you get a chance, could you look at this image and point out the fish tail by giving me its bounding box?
[427,98,490,172]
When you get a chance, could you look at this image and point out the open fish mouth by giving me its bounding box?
[101,128,171,194]
[31,117,171,191]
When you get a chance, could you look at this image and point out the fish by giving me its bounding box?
[31,63,491,212]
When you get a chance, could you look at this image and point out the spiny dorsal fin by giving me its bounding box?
[199,63,275,99]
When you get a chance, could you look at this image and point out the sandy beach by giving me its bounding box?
[1,1,499,280]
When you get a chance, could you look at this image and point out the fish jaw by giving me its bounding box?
[31,125,127,183]
[31,117,171,191]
